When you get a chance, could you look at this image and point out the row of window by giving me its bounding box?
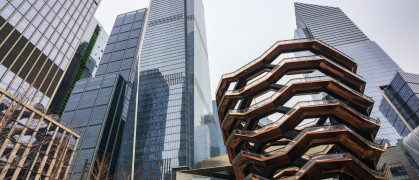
[0,0,97,107]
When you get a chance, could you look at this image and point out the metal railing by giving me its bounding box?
[216,38,316,93]
[228,76,331,114]
[227,75,372,115]
[221,38,316,79]
[232,125,386,165]
[225,99,380,145]
[223,55,365,98]
[295,153,387,177]
[225,55,323,95]
[215,38,357,95]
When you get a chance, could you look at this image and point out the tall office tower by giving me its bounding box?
[61,9,147,179]
[212,100,227,156]
[294,3,403,145]
[0,0,100,178]
[0,0,100,108]
[194,114,220,167]
[116,0,212,179]
[378,71,419,177]
[216,38,388,179]
[95,9,146,83]
[51,17,108,116]
[61,73,128,179]
[402,127,419,176]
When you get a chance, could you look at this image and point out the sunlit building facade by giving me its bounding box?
[0,0,100,179]
[0,0,100,108]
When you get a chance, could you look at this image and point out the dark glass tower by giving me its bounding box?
[380,71,419,134]
[116,0,213,179]
[61,9,147,179]
[62,73,128,179]
[294,2,403,145]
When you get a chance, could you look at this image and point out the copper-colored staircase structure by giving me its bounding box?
[215,38,389,179]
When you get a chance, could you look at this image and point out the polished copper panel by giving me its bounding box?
[215,38,389,179]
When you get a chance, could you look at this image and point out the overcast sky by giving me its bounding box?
[95,0,419,99]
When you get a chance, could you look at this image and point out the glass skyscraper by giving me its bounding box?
[62,73,128,179]
[294,2,403,146]
[51,17,108,115]
[212,100,227,156]
[116,0,213,179]
[380,71,419,137]
[0,0,101,178]
[0,0,100,108]
[61,9,147,179]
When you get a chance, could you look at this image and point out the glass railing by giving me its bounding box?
[215,38,356,94]
[314,40,357,64]
[228,76,332,115]
[221,54,365,106]
[226,98,380,146]
[253,99,336,133]
[232,125,385,165]
[221,76,333,128]
[225,75,372,117]
[321,55,364,80]
[338,100,380,124]
[225,55,323,95]
[221,38,316,79]
[216,38,316,93]
[295,153,387,177]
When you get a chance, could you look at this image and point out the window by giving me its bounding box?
[86,77,103,91]
[389,163,410,180]
[78,90,98,109]
[117,31,130,41]
[89,105,107,125]
[96,87,112,105]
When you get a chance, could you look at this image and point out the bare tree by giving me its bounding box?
[120,167,142,180]
[0,83,77,179]
[91,154,112,180]
[0,83,42,178]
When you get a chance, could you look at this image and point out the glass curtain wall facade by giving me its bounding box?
[50,17,108,116]
[95,9,146,84]
[194,114,220,168]
[0,0,100,179]
[61,73,128,179]
[0,0,100,108]
[294,2,403,145]
[116,0,213,179]
[212,100,227,156]
[380,71,419,136]
[61,9,147,179]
